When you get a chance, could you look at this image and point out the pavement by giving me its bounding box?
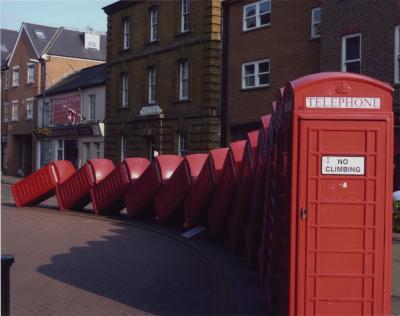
[1,182,268,316]
[1,176,400,315]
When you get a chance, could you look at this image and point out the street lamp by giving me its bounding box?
[29,54,49,126]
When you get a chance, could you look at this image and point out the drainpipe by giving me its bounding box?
[220,1,229,147]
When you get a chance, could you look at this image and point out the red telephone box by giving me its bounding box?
[267,72,393,315]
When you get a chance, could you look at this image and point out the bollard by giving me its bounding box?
[2,255,14,316]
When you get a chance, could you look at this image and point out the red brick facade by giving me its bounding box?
[223,0,320,142]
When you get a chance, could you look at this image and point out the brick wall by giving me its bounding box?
[320,0,400,119]
[225,0,320,141]
[104,0,222,163]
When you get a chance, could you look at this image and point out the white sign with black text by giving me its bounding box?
[321,156,365,176]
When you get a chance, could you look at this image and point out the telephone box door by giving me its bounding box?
[297,119,387,315]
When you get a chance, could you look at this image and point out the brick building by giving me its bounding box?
[1,22,105,176]
[319,0,400,187]
[222,0,320,143]
[102,0,222,162]
[0,28,18,173]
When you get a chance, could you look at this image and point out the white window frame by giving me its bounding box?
[26,98,33,120]
[89,94,96,120]
[177,131,188,156]
[243,0,271,32]
[181,0,190,33]
[11,100,18,121]
[27,63,35,84]
[242,59,270,89]
[4,70,9,89]
[122,73,129,107]
[57,140,64,160]
[311,7,321,39]
[395,25,400,84]
[3,102,8,122]
[150,7,158,42]
[120,135,127,161]
[342,33,362,73]
[12,66,19,87]
[179,60,189,100]
[123,17,130,50]
[43,101,53,126]
[148,67,156,104]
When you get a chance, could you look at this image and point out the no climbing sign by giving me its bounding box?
[321,156,365,175]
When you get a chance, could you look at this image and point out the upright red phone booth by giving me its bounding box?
[265,72,393,316]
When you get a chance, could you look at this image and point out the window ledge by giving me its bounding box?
[26,118,32,121]
[309,36,320,41]
[175,30,193,39]
[242,24,270,34]
[144,39,160,48]
[172,98,192,104]
[12,85,19,88]
[241,85,270,91]
[117,106,130,110]
[119,48,132,54]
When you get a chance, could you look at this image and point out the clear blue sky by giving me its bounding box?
[0,0,114,32]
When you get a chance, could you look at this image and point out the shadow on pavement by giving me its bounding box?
[37,223,217,315]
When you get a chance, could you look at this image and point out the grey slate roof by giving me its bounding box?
[47,28,106,61]
[43,63,106,97]
[1,29,18,65]
[24,23,58,57]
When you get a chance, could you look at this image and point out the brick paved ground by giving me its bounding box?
[1,183,267,316]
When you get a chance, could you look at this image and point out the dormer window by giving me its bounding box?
[35,30,46,40]
[84,33,100,50]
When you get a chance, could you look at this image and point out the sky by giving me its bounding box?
[0,0,114,32]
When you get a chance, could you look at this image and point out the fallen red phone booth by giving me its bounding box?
[56,159,114,211]
[90,158,150,215]
[183,154,215,228]
[207,148,237,239]
[125,155,182,219]
[265,72,393,316]
[245,114,271,266]
[154,155,191,224]
[227,139,255,253]
[11,160,75,207]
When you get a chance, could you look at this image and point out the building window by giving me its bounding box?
[121,73,129,107]
[43,101,53,126]
[3,102,8,122]
[120,135,127,161]
[342,33,361,74]
[177,131,188,156]
[395,25,400,84]
[27,63,35,83]
[150,7,158,42]
[148,67,156,104]
[181,0,190,33]
[89,94,96,120]
[4,70,9,89]
[26,99,33,120]
[11,101,18,121]
[242,59,270,89]
[243,0,271,31]
[40,140,53,168]
[57,140,64,160]
[123,17,130,50]
[179,60,189,100]
[12,66,19,87]
[311,7,321,39]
